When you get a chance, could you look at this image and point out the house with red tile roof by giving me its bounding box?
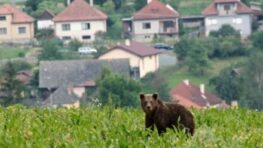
[99,40,161,78]
[53,0,107,42]
[170,80,229,109]
[123,0,179,42]
[202,0,253,38]
[0,4,34,43]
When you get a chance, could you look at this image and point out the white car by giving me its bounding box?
[78,47,97,54]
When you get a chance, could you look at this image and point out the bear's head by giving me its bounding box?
[140,93,159,114]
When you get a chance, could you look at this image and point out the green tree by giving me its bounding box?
[210,25,240,38]
[39,38,63,60]
[36,28,54,40]
[251,31,263,51]
[134,0,147,10]
[0,62,29,106]
[97,68,141,107]
[141,72,170,101]
[209,66,243,104]
[68,39,83,51]
[239,53,263,110]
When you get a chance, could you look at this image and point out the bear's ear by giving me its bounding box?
[152,93,158,100]
[139,93,145,101]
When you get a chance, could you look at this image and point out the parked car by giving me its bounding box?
[153,43,174,50]
[78,47,97,54]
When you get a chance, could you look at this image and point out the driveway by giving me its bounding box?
[159,50,177,66]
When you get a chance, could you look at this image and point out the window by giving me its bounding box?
[0,28,7,34]
[0,16,6,21]
[82,23,90,30]
[143,23,151,29]
[82,35,91,40]
[62,24,70,31]
[207,19,218,26]
[18,27,26,34]
[145,35,151,39]
[130,67,140,80]
[233,18,242,24]
[62,36,71,40]
[224,4,231,11]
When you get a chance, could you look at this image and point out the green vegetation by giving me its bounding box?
[0,48,26,60]
[0,106,262,147]
[161,57,248,89]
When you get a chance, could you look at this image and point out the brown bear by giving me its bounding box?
[140,93,195,135]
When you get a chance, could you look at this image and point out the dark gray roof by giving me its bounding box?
[38,10,54,20]
[42,86,80,106]
[39,59,130,88]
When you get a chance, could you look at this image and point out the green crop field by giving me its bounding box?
[0,106,262,147]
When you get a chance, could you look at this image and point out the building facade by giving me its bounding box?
[202,0,253,38]
[53,0,107,42]
[0,4,34,43]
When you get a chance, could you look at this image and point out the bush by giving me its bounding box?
[68,39,82,51]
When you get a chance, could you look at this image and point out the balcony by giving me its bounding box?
[159,20,178,34]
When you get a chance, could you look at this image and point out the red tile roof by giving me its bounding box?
[53,0,107,22]
[0,4,34,23]
[109,41,161,57]
[133,0,179,20]
[202,0,253,16]
[170,81,226,108]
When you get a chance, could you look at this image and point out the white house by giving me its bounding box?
[99,40,161,78]
[123,0,179,42]
[53,0,107,42]
[202,0,253,38]
[37,10,54,29]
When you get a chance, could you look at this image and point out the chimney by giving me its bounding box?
[125,39,131,46]
[147,0,152,4]
[67,0,72,6]
[183,79,189,86]
[200,84,205,95]
[90,0,94,6]
[231,100,238,108]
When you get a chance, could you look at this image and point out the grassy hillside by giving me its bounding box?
[160,57,248,90]
[0,106,262,147]
[178,0,212,16]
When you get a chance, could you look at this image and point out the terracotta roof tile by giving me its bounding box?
[133,0,179,20]
[170,81,224,108]
[53,0,107,22]
[108,41,161,57]
[202,0,253,16]
[0,4,34,23]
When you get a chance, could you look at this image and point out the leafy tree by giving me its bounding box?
[185,40,211,75]
[0,62,29,106]
[134,0,147,10]
[209,66,243,104]
[68,39,83,51]
[174,37,193,61]
[174,37,211,75]
[38,38,63,60]
[251,31,263,51]
[210,25,240,38]
[141,72,170,101]
[97,68,141,107]
[36,28,54,40]
[239,53,263,110]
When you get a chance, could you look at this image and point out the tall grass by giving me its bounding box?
[0,105,262,147]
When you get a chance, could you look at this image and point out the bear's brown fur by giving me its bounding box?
[140,93,195,135]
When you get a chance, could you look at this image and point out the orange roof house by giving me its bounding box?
[53,0,107,42]
[202,0,253,38]
[123,0,180,42]
[0,4,34,42]
[170,80,228,109]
